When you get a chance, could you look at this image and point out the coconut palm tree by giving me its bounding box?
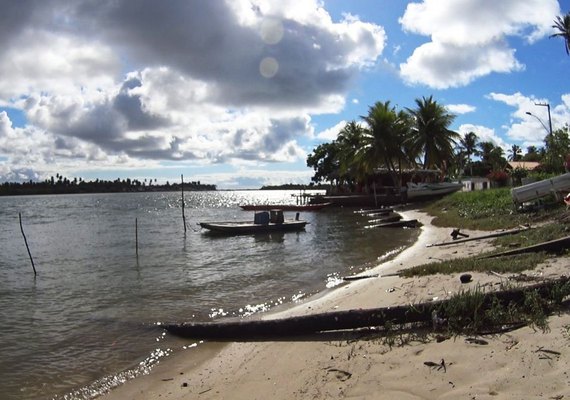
[551,12,570,55]
[508,144,522,161]
[459,131,479,176]
[336,120,367,183]
[359,101,410,189]
[406,96,460,172]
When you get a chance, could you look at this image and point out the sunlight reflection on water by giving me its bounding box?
[0,190,417,400]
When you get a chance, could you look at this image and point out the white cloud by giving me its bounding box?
[446,104,476,114]
[487,92,570,147]
[458,123,510,151]
[315,121,347,141]
[0,1,387,182]
[398,0,559,88]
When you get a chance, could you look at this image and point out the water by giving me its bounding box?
[0,190,418,400]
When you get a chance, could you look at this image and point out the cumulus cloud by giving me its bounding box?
[398,0,559,88]
[487,92,570,147]
[447,104,476,114]
[0,0,387,181]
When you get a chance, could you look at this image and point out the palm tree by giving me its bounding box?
[359,101,410,189]
[551,12,570,55]
[336,121,367,183]
[508,144,522,161]
[458,131,479,176]
[406,96,460,173]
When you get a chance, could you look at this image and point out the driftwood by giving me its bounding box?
[163,277,569,340]
[426,226,531,247]
[365,219,420,229]
[481,235,570,259]
[354,207,394,215]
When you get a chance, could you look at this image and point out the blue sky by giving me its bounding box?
[0,0,569,188]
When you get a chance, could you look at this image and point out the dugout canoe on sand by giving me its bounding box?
[162,277,570,340]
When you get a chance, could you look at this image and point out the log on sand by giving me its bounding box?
[163,277,569,340]
[481,235,570,259]
[426,226,531,247]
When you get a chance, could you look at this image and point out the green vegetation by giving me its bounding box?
[551,11,570,55]
[401,188,570,278]
[306,92,570,195]
[0,175,216,196]
[422,188,565,230]
[437,283,570,334]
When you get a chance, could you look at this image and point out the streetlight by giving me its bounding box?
[526,102,554,167]
[525,111,551,136]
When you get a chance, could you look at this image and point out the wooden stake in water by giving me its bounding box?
[181,174,187,233]
[135,218,139,256]
[19,212,37,276]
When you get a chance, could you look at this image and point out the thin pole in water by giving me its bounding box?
[181,174,187,233]
[19,212,37,276]
[135,218,139,256]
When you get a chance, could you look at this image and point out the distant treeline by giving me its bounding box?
[0,175,216,196]
[260,183,328,190]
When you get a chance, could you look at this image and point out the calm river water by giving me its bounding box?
[0,190,418,399]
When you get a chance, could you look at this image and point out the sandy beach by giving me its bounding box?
[103,209,570,400]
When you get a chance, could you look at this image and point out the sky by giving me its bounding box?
[0,0,569,189]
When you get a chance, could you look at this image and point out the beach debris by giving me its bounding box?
[426,226,531,247]
[423,359,446,372]
[465,337,488,345]
[162,276,570,340]
[326,368,352,381]
[450,229,469,240]
[460,274,472,284]
[342,274,379,281]
[432,310,446,330]
[481,235,570,259]
[535,347,561,360]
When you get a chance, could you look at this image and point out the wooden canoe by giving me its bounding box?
[162,277,569,339]
[199,220,308,235]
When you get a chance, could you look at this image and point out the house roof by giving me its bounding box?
[507,161,540,171]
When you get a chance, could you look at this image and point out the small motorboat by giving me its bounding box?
[199,210,308,235]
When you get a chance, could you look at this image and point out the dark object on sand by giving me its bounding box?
[162,277,569,340]
[460,274,472,284]
[451,229,469,240]
[481,235,570,259]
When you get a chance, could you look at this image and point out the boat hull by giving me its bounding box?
[199,220,308,235]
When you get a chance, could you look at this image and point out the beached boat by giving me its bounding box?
[406,182,463,200]
[511,172,570,205]
[199,210,308,235]
[239,202,331,211]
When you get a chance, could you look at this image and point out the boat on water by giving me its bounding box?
[239,202,331,211]
[406,182,463,200]
[199,210,308,235]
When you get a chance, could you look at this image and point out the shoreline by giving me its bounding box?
[102,209,570,399]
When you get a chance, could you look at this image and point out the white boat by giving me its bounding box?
[406,182,463,200]
[511,172,570,205]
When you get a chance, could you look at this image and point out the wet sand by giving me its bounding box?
[102,209,570,400]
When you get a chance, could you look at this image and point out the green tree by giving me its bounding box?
[406,96,459,172]
[359,101,411,189]
[458,131,479,176]
[544,125,570,173]
[479,141,507,170]
[522,145,542,162]
[306,141,341,185]
[551,12,570,55]
[336,121,367,184]
[508,144,522,161]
